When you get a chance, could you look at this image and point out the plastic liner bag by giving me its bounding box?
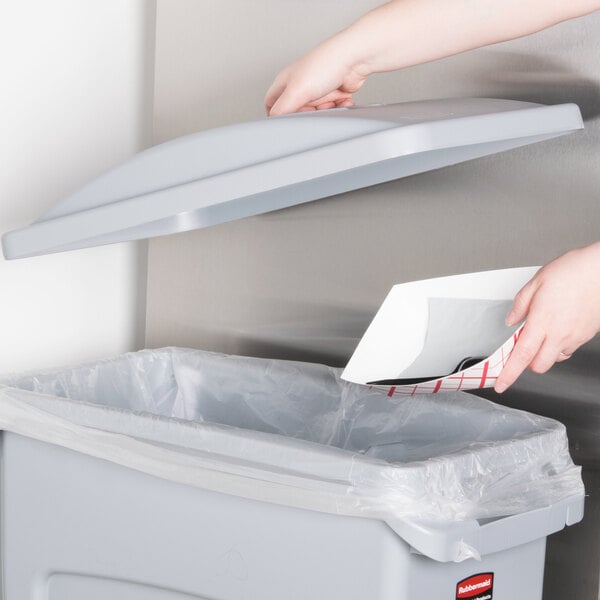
[0,348,582,546]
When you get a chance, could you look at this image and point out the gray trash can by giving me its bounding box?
[0,97,586,600]
[0,348,583,600]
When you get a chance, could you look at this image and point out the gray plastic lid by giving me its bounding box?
[2,97,583,259]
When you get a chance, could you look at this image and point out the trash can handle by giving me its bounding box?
[387,493,584,563]
[476,494,584,556]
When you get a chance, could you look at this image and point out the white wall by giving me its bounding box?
[0,0,155,374]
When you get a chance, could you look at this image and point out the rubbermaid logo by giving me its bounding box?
[456,573,494,600]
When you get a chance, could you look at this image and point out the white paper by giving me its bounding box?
[342,266,540,394]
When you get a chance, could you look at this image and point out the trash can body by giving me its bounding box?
[3,433,547,600]
[0,348,583,600]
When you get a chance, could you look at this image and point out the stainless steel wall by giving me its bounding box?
[148,2,600,597]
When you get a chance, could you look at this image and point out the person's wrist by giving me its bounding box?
[330,25,375,80]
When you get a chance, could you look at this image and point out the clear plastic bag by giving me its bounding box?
[0,347,582,530]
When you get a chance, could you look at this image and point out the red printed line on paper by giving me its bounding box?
[479,361,490,388]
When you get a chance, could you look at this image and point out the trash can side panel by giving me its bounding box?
[47,574,208,600]
[1,433,413,600]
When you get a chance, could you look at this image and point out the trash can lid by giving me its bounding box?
[2,97,583,259]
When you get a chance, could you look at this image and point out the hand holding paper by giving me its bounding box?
[495,242,600,392]
[342,267,539,395]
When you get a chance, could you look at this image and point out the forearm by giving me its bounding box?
[334,0,600,77]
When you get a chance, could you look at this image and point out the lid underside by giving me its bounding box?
[2,98,583,259]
